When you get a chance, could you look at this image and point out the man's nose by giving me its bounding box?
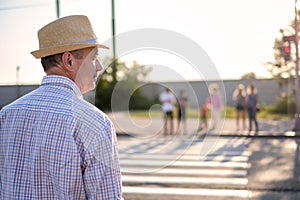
[95,59,103,72]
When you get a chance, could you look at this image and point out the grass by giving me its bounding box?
[128,105,293,120]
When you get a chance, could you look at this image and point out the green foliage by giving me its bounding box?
[95,57,152,111]
[129,90,158,110]
[268,94,296,116]
[95,57,116,111]
[129,105,291,120]
[263,15,300,118]
[240,72,256,79]
[95,78,115,111]
[223,106,235,118]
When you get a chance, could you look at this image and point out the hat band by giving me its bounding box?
[74,38,97,45]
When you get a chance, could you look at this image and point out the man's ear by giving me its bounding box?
[61,52,73,71]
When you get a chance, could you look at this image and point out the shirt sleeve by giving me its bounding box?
[80,113,123,199]
[73,100,123,199]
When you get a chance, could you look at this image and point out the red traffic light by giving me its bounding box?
[284,45,291,53]
[283,42,291,62]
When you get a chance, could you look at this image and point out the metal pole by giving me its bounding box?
[112,0,116,60]
[16,66,20,98]
[16,66,20,85]
[294,0,300,131]
[111,0,117,82]
[56,0,60,18]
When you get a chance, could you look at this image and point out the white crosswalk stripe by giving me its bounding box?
[118,136,251,199]
[122,186,250,198]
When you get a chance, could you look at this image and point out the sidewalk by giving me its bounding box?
[219,118,295,137]
[108,112,296,137]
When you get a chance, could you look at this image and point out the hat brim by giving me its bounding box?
[31,43,109,59]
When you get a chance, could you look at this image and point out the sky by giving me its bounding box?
[0,0,296,84]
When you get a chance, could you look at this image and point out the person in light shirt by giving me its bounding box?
[159,87,176,136]
[206,84,223,130]
[0,15,123,199]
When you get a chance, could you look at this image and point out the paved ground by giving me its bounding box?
[108,112,300,199]
[108,112,295,137]
[247,138,300,200]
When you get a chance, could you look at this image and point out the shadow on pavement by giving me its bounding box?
[248,137,300,199]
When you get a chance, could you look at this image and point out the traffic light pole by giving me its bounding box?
[111,0,117,83]
[294,0,300,131]
[56,0,60,19]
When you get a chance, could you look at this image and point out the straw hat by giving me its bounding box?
[31,15,108,59]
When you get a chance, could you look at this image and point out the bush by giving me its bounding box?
[270,95,296,115]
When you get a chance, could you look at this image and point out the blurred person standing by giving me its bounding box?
[0,16,123,199]
[199,104,208,131]
[159,87,176,136]
[176,90,188,135]
[246,83,259,133]
[206,84,223,130]
[232,84,247,130]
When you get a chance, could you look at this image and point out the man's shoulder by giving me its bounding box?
[73,98,110,123]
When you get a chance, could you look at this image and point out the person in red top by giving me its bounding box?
[199,104,208,131]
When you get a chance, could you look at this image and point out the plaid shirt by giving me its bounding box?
[0,75,123,199]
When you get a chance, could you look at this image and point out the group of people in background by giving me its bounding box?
[159,82,259,136]
[232,83,259,132]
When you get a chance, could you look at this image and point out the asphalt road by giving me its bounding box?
[110,112,300,199]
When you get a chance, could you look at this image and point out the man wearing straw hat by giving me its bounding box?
[0,15,123,199]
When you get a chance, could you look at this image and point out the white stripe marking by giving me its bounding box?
[122,175,248,185]
[120,159,248,168]
[121,167,247,176]
[120,154,249,162]
[123,186,250,198]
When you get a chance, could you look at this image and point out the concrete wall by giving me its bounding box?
[0,78,286,109]
[0,85,39,109]
[140,78,286,108]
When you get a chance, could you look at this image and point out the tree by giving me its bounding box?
[264,34,296,80]
[263,13,299,114]
[240,72,256,79]
[95,57,117,111]
[95,58,153,111]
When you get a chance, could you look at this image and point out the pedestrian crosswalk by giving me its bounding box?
[118,136,252,199]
